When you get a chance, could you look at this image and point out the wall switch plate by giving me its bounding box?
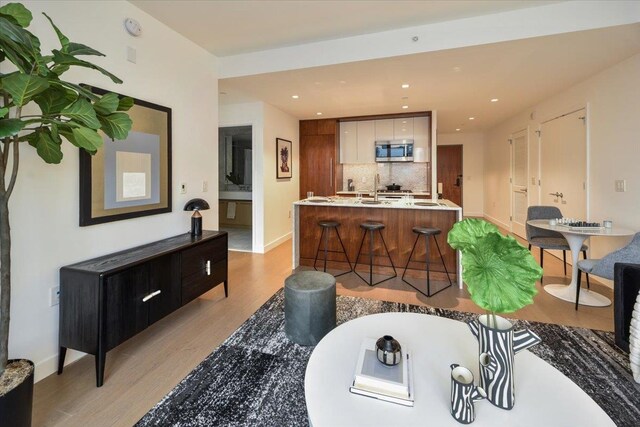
[202,181,208,192]
[180,183,187,194]
[126,46,137,63]
[615,179,626,192]
[50,286,60,307]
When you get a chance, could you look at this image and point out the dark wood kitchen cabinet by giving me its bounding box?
[58,231,227,386]
[300,119,339,198]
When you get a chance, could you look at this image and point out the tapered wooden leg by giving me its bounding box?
[57,347,67,374]
[96,351,106,387]
[563,250,567,275]
[540,248,544,284]
[576,270,582,311]
[224,280,228,297]
[583,250,590,289]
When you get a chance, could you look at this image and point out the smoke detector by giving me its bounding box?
[124,18,142,37]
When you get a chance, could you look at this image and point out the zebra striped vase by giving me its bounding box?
[450,364,486,424]
[468,315,541,410]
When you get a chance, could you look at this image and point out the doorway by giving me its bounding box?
[436,145,463,207]
[510,129,529,238]
[218,126,253,251]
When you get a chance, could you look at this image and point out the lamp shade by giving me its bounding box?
[184,198,210,211]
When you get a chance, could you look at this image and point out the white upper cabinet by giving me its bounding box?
[357,120,376,163]
[374,119,394,141]
[339,121,358,163]
[413,116,430,162]
[393,118,413,140]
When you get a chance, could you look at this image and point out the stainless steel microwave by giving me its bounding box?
[375,140,414,162]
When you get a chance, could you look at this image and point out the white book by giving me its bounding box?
[350,337,414,406]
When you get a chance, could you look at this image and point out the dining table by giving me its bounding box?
[526,219,635,307]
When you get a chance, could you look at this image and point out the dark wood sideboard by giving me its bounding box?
[58,230,228,386]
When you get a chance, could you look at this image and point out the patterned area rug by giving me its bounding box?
[137,290,640,426]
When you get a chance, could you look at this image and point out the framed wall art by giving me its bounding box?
[79,87,172,226]
[276,138,292,179]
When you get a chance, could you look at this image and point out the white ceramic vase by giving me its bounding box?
[630,290,640,383]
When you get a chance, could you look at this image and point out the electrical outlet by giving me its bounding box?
[615,179,626,192]
[202,181,208,192]
[180,183,187,194]
[49,286,60,307]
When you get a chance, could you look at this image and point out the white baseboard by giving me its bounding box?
[264,232,292,253]
[463,212,484,218]
[34,348,86,383]
[483,214,511,231]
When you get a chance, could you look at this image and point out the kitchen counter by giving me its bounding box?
[292,197,462,288]
[335,190,432,197]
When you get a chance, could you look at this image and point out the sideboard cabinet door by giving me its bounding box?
[148,253,181,325]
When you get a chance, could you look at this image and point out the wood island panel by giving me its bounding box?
[298,205,457,275]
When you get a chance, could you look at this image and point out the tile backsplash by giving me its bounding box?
[342,163,430,192]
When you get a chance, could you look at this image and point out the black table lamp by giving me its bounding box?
[184,198,210,236]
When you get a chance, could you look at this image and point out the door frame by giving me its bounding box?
[537,104,591,221]
[509,127,529,236]
[218,123,259,252]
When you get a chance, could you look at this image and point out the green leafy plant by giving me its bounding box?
[0,3,133,377]
[448,219,542,323]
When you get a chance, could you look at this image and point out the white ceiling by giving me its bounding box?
[219,24,640,132]
[130,0,562,56]
[129,1,640,133]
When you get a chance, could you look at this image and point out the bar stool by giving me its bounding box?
[353,221,397,286]
[313,220,353,277]
[402,226,453,297]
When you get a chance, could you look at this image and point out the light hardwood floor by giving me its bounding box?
[33,238,613,426]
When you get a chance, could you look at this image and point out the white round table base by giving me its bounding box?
[544,284,611,307]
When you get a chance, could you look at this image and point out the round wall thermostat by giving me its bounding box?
[124,18,142,37]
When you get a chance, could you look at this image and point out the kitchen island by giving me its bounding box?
[292,198,462,288]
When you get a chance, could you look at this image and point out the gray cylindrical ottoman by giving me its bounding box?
[285,271,336,346]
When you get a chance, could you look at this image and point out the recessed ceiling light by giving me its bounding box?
[402,121,407,124]
[292,95,299,99]
[453,66,461,72]
[469,117,475,120]
[339,80,347,84]
[456,128,461,131]
[491,98,499,102]
[402,105,409,109]
[316,112,323,116]
[401,84,410,89]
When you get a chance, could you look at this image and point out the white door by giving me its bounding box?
[540,109,587,264]
[540,109,587,220]
[511,129,528,238]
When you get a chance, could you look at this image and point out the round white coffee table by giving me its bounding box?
[527,219,634,307]
[305,312,614,426]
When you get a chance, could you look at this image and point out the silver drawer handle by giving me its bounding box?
[142,290,161,302]
[206,260,211,276]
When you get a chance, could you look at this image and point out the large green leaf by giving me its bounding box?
[42,12,69,48]
[93,93,119,115]
[52,50,123,84]
[461,232,542,313]
[447,218,499,252]
[0,3,32,27]
[0,107,8,118]
[34,86,77,115]
[98,112,132,140]
[70,127,103,151]
[0,118,25,138]
[65,42,104,57]
[61,99,100,129]
[2,73,49,106]
[29,128,63,164]
[117,96,134,112]
[50,81,99,101]
[0,16,37,72]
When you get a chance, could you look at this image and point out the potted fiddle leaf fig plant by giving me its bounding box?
[0,4,132,425]
[447,218,543,410]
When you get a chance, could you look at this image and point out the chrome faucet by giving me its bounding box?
[374,173,380,202]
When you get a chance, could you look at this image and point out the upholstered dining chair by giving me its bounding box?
[576,233,640,310]
[526,206,589,284]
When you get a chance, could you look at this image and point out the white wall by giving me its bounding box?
[8,1,218,381]
[219,102,299,252]
[438,132,485,217]
[484,53,640,266]
[263,104,300,251]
